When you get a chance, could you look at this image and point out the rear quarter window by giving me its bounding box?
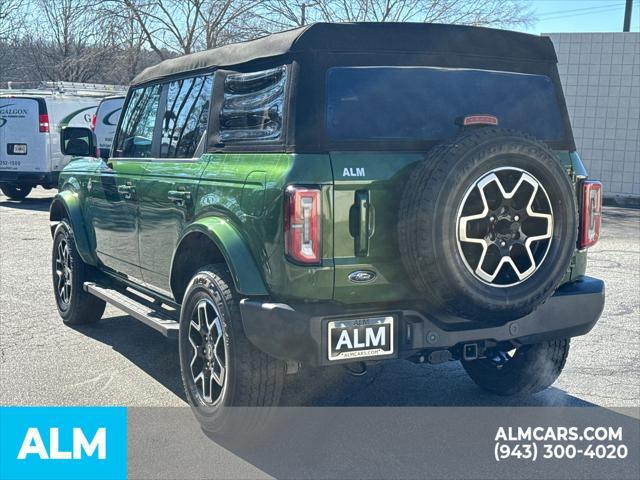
[219,66,287,143]
[326,67,565,143]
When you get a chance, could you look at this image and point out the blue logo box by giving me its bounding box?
[0,407,127,480]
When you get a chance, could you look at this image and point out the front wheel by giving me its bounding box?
[1,184,32,200]
[52,220,106,324]
[178,265,285,434]
[462,339,570,396]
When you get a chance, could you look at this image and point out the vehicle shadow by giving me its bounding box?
[282,361,597,407]
[71,314,186,401]
[74,313,596,408]
[0,196,54,212]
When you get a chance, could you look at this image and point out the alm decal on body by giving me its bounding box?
[343,167,365,177]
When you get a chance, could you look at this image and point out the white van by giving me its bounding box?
[0,82,126,200]
[92,95,125,158]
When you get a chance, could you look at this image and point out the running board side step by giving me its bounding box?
[84,282,180,339]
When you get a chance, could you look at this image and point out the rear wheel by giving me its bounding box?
[462,339,570,395]
[52,220,105,324]
[1,184,32,200]
[178,265,285,434]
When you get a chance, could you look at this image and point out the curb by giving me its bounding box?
[603,195,640,210]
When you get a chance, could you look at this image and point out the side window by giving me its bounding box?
[219,66,287,143]
[161,75,213,158]
[115,85,161,158]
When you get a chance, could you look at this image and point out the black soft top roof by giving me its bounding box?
[131,22,557,86]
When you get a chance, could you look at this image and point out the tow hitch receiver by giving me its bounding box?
[463,343,479,361]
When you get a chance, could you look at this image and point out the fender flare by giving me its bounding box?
[49,190,98,266]
[173,217,268,296]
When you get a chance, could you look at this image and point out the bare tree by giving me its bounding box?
[115,0,264,59]
[254,0,308,29]
[22,0,116,82]
[2,0,538,86]
[0,0,26,42]
[259,0,535,30]
[115,0,205,59]
[97,3,151,81]
[418,0,535,27]
[198,0,263,50]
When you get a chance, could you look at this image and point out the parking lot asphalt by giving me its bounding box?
[1,187,638,408]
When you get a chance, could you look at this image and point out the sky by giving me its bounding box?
[523,0,639,34]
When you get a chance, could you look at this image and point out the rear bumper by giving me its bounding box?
[0,171,58,187]
[240,276,605,366]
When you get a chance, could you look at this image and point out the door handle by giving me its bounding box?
[354,190,370,256]
[117,183,135,200]
[168,190,192,206]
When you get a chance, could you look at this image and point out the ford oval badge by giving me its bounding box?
[348,270,377,284]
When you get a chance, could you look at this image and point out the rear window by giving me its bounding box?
[326,67,565,143]
[0,99,40,127]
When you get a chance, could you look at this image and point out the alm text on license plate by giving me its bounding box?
[327,316,394,361]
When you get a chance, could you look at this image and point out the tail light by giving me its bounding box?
[90,113,97,132]
[38,114,49,133]
[579,181,602,249]
[284,186,322,264]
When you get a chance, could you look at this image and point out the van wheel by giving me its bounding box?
[1,184,32,200]
[179,265,285,434]
[52,220,106,324]
[462,339,570,395]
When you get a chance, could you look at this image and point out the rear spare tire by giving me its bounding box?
[398,128,577,321]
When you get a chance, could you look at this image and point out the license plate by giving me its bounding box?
[9,144,27,155]
[327,316,394,361]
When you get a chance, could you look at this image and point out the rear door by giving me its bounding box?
[331,153,424,304]
[327,66,568,305]
[0,98,47,174]
[138,75,213,291]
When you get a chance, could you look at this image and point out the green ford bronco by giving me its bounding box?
[51,23,604,430]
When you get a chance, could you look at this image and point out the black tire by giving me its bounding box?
[1,184,32,200]
[52,220,106,324]
[178,265,285,434]
[462,339,570,395]
[398,128,577,321]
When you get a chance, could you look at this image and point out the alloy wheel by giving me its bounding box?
[456,167,553,287]
[188,299,227,404]
[55,239,72,306]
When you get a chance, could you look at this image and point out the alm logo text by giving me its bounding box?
[18,427,106,460]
